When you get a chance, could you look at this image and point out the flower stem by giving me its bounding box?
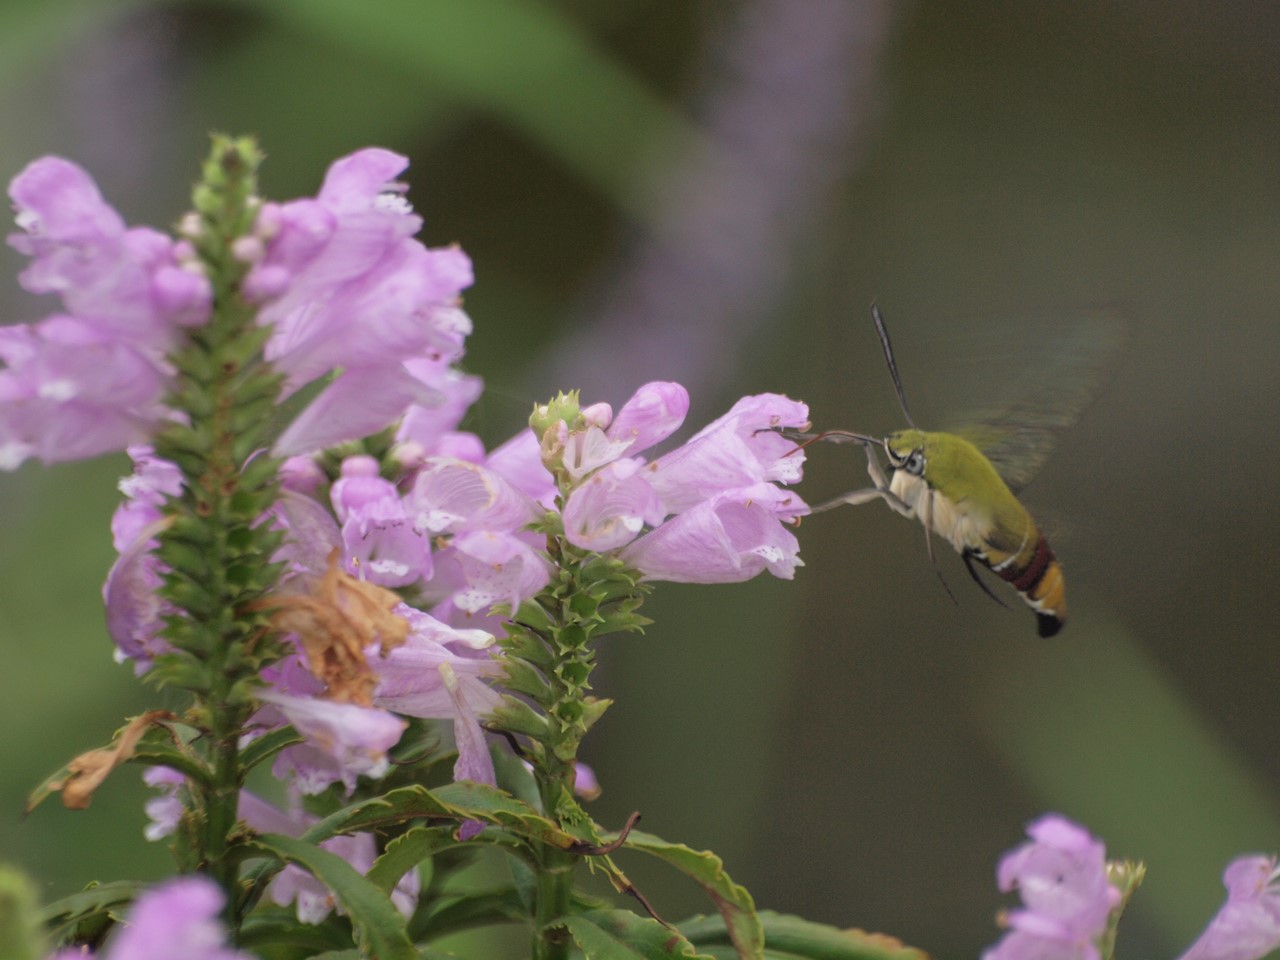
[497,532,649,957]
[148,137,286,924]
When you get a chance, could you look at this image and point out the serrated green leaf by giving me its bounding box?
[238,724,305,773]
[299,782,579,853]
[248,834,415,960]
[614,829,763,960]
[36,880,142,937]
[679,912,930,960]
[367,825,458,893]
[564,909,710,959]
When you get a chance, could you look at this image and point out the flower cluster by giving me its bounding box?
[0,148,478,471]
[14,142,814,934]
[546,382,809,582]
[986,815,1280,960]
[0,158,211,469]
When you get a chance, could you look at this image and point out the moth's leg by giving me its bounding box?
[809,440,911,515]
[807,487,891,514]
[919,490,959,606]
[962,551,1011,609]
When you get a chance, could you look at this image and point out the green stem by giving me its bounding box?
[149,138,285,930]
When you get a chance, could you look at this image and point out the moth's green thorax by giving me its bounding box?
[886,428,1032,552]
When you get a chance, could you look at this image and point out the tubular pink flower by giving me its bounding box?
[646,391,809,514]
[256,688,407,794]
[331,455,430,587]
[562,457,665,551]
[1177,857,1280,960]
[83,876,252,960]
[619,482,805,583]
[373,605,503,787]
[1,156,211,469]
[409,457,545,537]
[8,157,210,345]
[604,380,689,455]
[437,530,552,615]
[983,815,1119,960]
[0,318,170,468]
[246,148,477,454]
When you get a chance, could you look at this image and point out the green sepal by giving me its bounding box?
[679,911,930,960]
[596,600,653,637]
[501,624,556,670]
[512,598,556,633]
[500,657,555,702]
[610,829,763,960]
[563,909,711,959]
[489,694,554,740]
[247,834,416,960]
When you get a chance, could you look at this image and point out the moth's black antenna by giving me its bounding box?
[871,303,916,429]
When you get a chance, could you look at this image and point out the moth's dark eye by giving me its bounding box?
[904,450,926,476]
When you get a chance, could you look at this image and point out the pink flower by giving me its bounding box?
[257,680,407,795]
[244,148,478,455]
[331,455,430,587]
[0,318,172,468]
[1177,856,1280,960]
[562,457,664,552]
[374,605,504,787]
[983,815,1119,960]
[49,876,252,960]
[619,482,804,582]
[551,385,809,581]
[1,156,211,469]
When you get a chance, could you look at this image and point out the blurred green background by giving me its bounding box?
[2,1,1278,956]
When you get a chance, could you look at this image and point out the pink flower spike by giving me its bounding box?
[1177,857,1280,960]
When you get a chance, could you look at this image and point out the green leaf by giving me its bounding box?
[238,723,305,772]
[301,782,580,853]
[413,887,531,940]
[680,912,930,960]
[564,909,710,959]
[37,880,142,940]
[366,824,460,894]
[248,834,415,960]
[613,829,763,960]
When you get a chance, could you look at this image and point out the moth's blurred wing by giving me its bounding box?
[954,310,1128,494]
